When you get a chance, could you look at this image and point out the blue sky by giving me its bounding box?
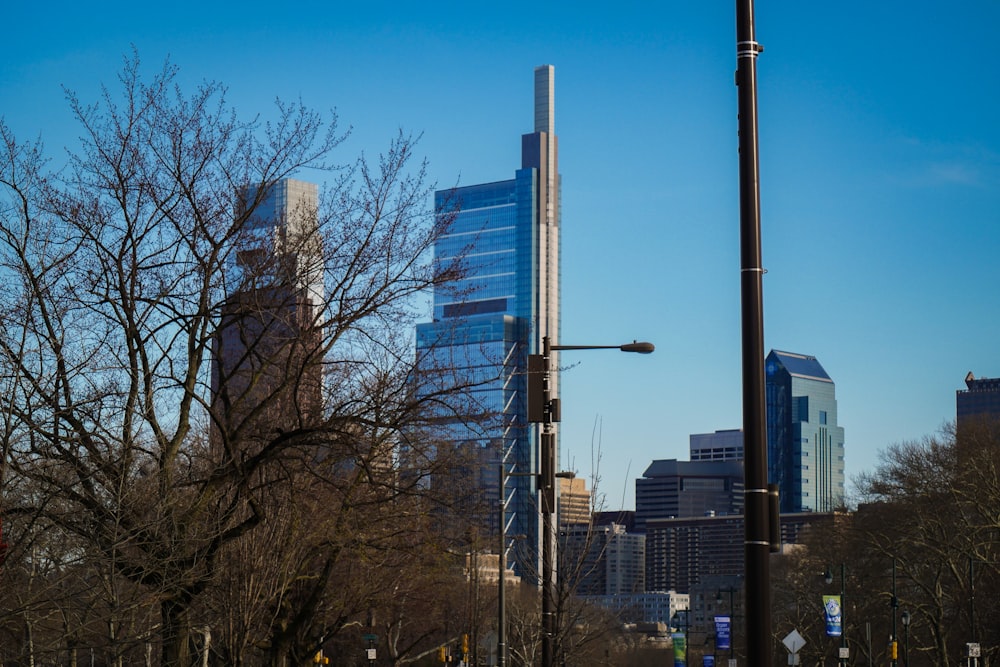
[3,1,998,510]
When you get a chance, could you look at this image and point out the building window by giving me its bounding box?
[819,410,828,425]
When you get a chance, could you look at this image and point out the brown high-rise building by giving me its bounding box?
[211,179,324,451]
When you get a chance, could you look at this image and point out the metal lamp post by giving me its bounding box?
[891,559,899,667]
[528,335,653,667]
[716,587,737,665]
[902,612,911,665]
[672,609,690,667]
[825,564,847,667]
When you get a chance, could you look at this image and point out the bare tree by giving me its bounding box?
[770,424,1000,667]
[0,50,474,666]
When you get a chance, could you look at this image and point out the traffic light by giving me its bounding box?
[438,646,447,663]
[890,641,898,661]
[313,650,329,664]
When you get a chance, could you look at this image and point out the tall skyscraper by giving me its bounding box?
[212,178,324,449]
[765,350,845,513]
[956,372,1000,431]
[415,66,559,574]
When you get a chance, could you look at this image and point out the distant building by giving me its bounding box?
[558,476,591,526]
[644,512,836,594]
[562,523,645,596]
[211,178,324,449]
[414,66,560,576]
[957,372,1000,430]
[634,459,744,534]
[463,552,521,586]
[690,429,744,461]
[582,590,688,625]
[593,510,636,533]
[765,350,845,513]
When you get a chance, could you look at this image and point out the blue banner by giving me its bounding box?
[703,656,715,667]
[823,595,843,637]
[714,615,732,650]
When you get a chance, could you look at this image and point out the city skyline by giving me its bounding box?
[2,1,997,511]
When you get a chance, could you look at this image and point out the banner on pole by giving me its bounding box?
[823,595,843,637]
[714,615,732,650]
[673,632,687,667]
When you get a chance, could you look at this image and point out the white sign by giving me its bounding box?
[783,629,806,655]
[366,648,376,659]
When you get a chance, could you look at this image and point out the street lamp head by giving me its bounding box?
[824,568,834,585]
[620,341,655,354]
[900,610,910,626]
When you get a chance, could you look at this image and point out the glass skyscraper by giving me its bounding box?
[415,66,559,575]
[765,350,845,513]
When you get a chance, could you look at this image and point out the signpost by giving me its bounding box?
[783,629,806,666]
[363,633,377,666]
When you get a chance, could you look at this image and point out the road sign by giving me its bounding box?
[783,629,806,655]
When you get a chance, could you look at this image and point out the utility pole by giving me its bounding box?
[735,1,771,667]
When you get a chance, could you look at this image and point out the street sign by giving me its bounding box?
[839,648,850,659]
[783,629,806,655]
[968,643,981,658]
[363,633,378,642]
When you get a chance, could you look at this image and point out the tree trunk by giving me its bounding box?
[162,598,193,667]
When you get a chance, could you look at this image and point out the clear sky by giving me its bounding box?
[3,1,998,510]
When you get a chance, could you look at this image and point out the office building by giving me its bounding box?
[582,590,688,626]
[558,476,591,526]
[644,512,835,595]
[957,372,1000,430]
[211,178,324,448]
[689,429,744,462]
[765,350,845,513]
[415,66,559,575]
[594,510,636,533]
[562,523,645,596]
[634,459,744,534]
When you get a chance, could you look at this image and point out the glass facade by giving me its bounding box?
[765,350,846,513]
[414,66,559,577]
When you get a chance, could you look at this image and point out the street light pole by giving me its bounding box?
[717,587,736,664]
[900,610,910,667]
[825,564,847,667]
[497,461,507,667]
[528,335,653,667]
[891,559,899,667]
[734,0,771,664]
[672,610,690,667]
